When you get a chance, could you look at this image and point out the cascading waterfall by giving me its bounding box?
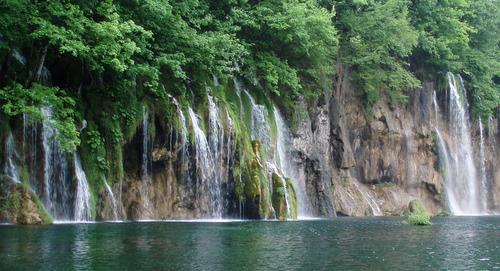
[433,73,488,215]
[41,107,72,220]
[273,106,312,217]
[353,181,382,216]
[103,178,118,221]
[4,133,21,183]
[240,87,277,216]
[207,94,225,217]
[478,119,489,210]
[141,107,152,216]
[74,153,91,222]
[445,73,482,215]
[22,113,38,190]
[243,89,273,155]
[434,129,456,211]
[188,107,219,217]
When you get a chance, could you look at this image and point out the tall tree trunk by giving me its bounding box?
[34,43,49,83]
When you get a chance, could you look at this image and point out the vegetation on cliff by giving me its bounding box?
[0,1,498,221]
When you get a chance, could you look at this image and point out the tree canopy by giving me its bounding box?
[0,0,498,149]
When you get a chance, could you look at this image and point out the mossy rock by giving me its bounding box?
[406,199,431,226]
[241,140,273,219]
[0,179,52,225]
[271,173,298,220]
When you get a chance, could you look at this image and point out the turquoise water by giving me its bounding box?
[1,217,499,270]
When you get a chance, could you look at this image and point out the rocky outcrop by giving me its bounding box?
[293,66,449,216]
[0,179,51,224]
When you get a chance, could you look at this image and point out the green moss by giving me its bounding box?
[285,178,298,219]
[407,212,432,225]
[0,182,53,224]
[271,173,298,220]
[406,199,432,226]
[28,188,53,224]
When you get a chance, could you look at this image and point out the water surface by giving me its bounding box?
[1,217,499,270]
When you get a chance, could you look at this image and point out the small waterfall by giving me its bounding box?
[4,133,21,183]
[167,94,188,147]
[141,107,152,215]
[273,106,312,217]
[22,113,38,189]
[103,178,118,220]
[225,111,234,181]
[446,73,482,214]
[188,107,220,217]
[41,107,72,220]
[432,91,439,124]
[74,153,91,222]
[232,78,244,118]
[478,119,489,210]
[353,181,382,216]
[435,129,456,211]
[207,94,224,217]
[242,89,273,155]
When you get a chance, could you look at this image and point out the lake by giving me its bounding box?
[1,217,499,270]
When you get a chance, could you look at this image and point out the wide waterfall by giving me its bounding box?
[74,153,91,222]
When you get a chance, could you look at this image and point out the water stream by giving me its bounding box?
[74,153,91,222]
[4,133,21,184]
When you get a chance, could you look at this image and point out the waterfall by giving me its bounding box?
[435,129,456,212]
[207,94,224,217]
[168,95,188,148]
[74,153,91,222]
[103,178,118,221]
[23,113,38,189]
[232,78,244,118]
[273,106,312,217]
[242,89,273,155]
[141,106,152,215]
[353,181,382,216]
[478,119,489,210]
[4,133,21,183]
[41,107,72,220]
[446,73,482,214]
[225,111,234,181]
[188,107,220,217]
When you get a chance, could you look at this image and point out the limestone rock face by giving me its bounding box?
[291,66,450,216]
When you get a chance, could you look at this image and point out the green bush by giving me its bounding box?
[407,212,432,226]
[406,199,432,225]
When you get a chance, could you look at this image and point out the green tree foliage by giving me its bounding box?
[334,0,420,108]
[409,0,499,118]
[463,0,500,119]
[409,0,473,70]
[0,0,497,154]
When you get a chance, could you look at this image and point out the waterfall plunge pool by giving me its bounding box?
[1,216,500,270]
